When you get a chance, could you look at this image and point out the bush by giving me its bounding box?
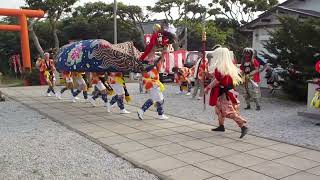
[22,68,40,86]
[264,16,320,101]
[281,73,308,101]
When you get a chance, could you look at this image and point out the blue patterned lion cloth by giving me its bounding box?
[55,39,144,72]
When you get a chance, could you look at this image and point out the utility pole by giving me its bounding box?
[184,0,187,49]
[201,11,206,111]
[114,0,117,44]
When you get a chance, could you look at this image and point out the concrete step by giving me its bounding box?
[298,108,320,120]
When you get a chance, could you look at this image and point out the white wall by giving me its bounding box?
[252,27,277,88]
[252,27,275,53]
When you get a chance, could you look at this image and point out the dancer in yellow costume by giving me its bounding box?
[106,72,131,114]
[71,72,88,102]
[88,72,113,112]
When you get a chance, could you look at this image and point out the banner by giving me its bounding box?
[161,49,187,73]
[10,54,22,74]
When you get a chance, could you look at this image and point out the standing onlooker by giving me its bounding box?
[191,52,209,100]
[36,56,47,85]
[240,48,261,111]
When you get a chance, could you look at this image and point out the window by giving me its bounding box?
[299,15,308,19]
[261,18,271,22]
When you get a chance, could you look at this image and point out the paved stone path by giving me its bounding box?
[1,86,320,180]
[125,83,320,150]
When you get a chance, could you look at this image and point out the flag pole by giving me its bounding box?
[201,11,206,111]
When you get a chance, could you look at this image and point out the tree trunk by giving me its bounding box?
[52,21,59,50]
[29,19,44,57]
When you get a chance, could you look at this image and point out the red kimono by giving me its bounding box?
[209,69,238,106]
[140,32,169,60]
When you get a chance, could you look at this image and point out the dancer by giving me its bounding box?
[38,52,56,96]
[240,48,261,111]
[172,67,192,96]
[71,72,88,102]
[56,71,74,99]
[191,52,209,99]
[311,60,320,109]
[205,48,248,138]
[107,72,130,114]
[88,72,112,111]
[140,22,175,62]
[137,21,174,120]
[137,58,168,120]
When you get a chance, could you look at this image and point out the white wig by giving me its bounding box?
[212,48,242,85]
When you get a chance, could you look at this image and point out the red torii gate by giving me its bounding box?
[0,8,44,71]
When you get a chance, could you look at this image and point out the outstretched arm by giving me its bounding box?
[140,33,158,60]
[204,78,218,94]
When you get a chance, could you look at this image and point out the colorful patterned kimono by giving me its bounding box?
[208,69,246,127]
[140,31,170,61]
[89,72,110,105]
[175,67,192,92]
[56,71,74,99]
[39,59,56,82]
[72,72,88,100]
[311,60,320,109]
[39,59,56,95]
[140,66,166,116]
[191,58,209,98]
[143,68,165,93]
[107,72,128,110]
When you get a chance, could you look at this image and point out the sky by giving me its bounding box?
[0,0,287,20]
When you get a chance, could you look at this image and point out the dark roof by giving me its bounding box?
[280,0,296,6]
[242,1,320,30]
[291,8,320,17]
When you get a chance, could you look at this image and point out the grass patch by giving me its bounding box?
[0,76,24,86]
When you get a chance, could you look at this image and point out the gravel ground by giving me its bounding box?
[125,83,320,150]
[0,100,159,180]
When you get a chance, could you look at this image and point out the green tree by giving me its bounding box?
[264,16,320,101]
[209,0,278,24]
[147,0,207,23]
[186,20,233,50]
[0,17,22,75]
[25,0,79,50]
[62,2,144,50]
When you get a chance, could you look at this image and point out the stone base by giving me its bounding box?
[298,108,320,120]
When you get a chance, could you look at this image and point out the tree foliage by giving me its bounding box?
[0,17,23,75]
[25,0,79,49]
[147,0,208,23]
[264,16,320,101]
[186,19,233,51]
[63,2,145,50]
[209,0,278,24]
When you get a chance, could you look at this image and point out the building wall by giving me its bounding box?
[252,27,275,54]
[249,0,320,88]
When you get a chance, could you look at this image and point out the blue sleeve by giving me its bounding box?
[144,65,155,72]
[256,56,266,66]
